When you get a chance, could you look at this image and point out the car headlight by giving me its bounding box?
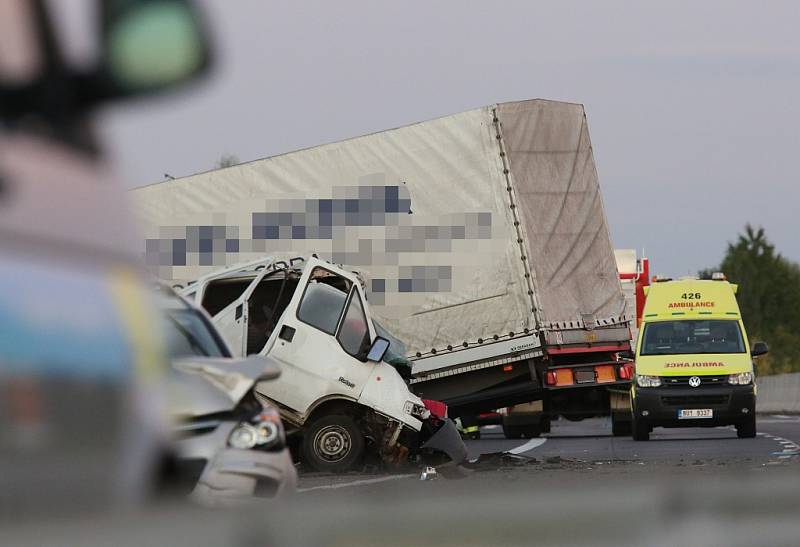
[229,423,260,449]
[404,400,431,420]
[728,372,753,385]
[228,408,285,450]
[635,374,662,388]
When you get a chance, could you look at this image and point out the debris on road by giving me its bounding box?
[419,467,438,481]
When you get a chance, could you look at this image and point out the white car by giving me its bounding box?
[157,286,297,501]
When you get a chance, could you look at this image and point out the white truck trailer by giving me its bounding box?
[132,99,633,435]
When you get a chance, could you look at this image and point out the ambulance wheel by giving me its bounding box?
[302,415,365,472]
[632,415,649,441]
[737,415,756,438]
[611,413,631,437]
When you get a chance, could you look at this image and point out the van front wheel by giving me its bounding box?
[302,415,365,472]
[737,414,756,439]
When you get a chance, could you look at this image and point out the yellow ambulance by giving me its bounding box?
[630,275,768,440]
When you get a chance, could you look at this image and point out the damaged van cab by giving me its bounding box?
[630,275,768,441]
[181,256,466,472]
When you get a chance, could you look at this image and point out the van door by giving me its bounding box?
[257,261,377,418]
[205,268,271,356]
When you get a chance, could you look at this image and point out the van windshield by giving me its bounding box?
[640,319,746,356]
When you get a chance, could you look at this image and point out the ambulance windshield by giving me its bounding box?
[641,320,746,355]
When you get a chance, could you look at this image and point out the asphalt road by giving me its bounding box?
[296,413,800,493]
[466,414,800,466]
[6,416,800,547]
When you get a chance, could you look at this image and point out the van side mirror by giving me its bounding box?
[366,336,390,362]
[751,341,769,358]
[100,0,211,98]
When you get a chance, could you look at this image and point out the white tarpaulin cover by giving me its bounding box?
[131,99,626,356]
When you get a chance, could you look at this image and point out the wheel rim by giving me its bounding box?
[313,425,352,463]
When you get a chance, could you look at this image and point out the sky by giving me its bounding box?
[100,0,800,276]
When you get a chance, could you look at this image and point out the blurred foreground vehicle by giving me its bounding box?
[0,0,210,519]
[181,256,467,472]
[156,286,297,501]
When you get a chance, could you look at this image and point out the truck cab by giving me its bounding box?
[182,256,465,472]
[630,275,768,440]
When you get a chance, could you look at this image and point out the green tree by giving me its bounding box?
[704,225,800,374]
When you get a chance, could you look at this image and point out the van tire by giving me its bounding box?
[302,415,365,472]
[736,415,756,439]
[632,415,649,441]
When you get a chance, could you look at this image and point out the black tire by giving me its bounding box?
[611,413,632,437]
[502,423,524,439]
[302,414,365,472]
[502,419,541,439]
[632,414,649,441]
[737,414,756,438]
[463,430,481,441]
[540,417,551,434]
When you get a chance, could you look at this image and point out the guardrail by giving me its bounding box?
[757,372,800,414]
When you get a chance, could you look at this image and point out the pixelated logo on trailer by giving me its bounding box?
[144,184,494,302]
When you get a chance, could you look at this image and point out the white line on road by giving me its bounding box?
[507,438,547,455]
[298,474,414,493]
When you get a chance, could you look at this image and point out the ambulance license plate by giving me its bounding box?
[678,409,713,419]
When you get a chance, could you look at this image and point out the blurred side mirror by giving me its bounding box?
[751,341,769,358]
[100,0,211,97]
[366,336,390,362]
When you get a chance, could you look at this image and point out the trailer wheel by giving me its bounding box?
[540,416,551,434]
[631,414,649,441]
[502,417,541,439]
[302,415,365,472]
[502,423,523,439]
[736,414,756,438]
[611,412,631,436]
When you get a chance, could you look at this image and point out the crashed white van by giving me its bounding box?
[181,255,465,472]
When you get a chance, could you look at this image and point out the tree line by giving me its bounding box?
[701,225,800,375]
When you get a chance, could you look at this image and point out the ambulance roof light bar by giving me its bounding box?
[711,272,727,281]
[652,274,672,283]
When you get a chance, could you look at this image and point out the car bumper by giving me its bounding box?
[192,447,297,504]
[632,384,755,427]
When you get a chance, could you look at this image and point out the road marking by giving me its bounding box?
[507,438,547,455]
[763,430,800,465]
[298,474,413,493]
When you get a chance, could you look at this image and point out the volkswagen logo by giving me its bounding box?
[688,376,702,388]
